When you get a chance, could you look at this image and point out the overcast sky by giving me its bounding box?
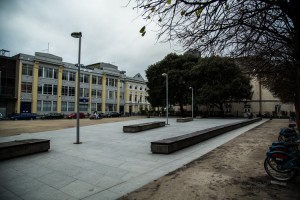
[0,0,183,79]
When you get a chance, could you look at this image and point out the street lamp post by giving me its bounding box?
[162,73,169,125]
[189,87,194,119]
[71,32,82,144]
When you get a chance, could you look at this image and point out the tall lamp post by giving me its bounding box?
[189,87,194,119]
[162,73,169,125]
[71,32,82,144]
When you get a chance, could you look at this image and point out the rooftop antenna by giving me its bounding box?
[42,43,49,53]
[0,49,10,56]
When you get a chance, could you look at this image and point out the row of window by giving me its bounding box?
[36,101,119,113]
[22,82,126,100]
[129,85,146,91]
[129,93,145,103]
[22,65,118,86]
[37,100,87,112]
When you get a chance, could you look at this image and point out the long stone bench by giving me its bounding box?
[151,118,262,154]
[123,121,165,133]
[176,117,193,123]
[0,139,50,160]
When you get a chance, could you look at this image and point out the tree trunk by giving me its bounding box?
[295,19,300,129]
[219,103,225,118]
[295,64,300,128]
[179,103,185,117]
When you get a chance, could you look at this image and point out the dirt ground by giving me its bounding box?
[1,118,299,199]
[119,119,300,200]
[0,116,143,137]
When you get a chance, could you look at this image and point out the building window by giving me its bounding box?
[91,103,96,111]
[69,72,76,81]
[39,66,58,79]
[120,92,124,100]
[108,104,117,112]
[43,84,57,95]
[134,93,138,102]
[80,74,89,83]
[129,85,132,89]
[62,71,68,80]
[92,75,102,85]
[43,101,52,111]
[53,101,57,112]
[98,77,102,85]
[38,67,43,77]
[97,90,102,98]
[92,76,97,84]
[129,93,132,102]
[38,85,43,94]
[140,86,143,91]
[68,102,75,111]
[37,100,42,111]
[80,88,89,97]
[91,89,97,98]
[244,104,251,113]
[92,89,102,98]
[84,88,89,97]
[21,82,32,93]
[275,105,281,114]
[62,101,68,111]
[106,78,117,87]
[139,95,142,103]
[91,103,101,111]
[22,64,33,76]
[108,90,115,99]
[79,104,88,111]
[68,87,75,96]
[62,86,68,96]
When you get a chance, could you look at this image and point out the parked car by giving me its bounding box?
[107,112,121,117]
[67,113,85,119]
[41,113,64,119]
[99,112,108,118]
[10,113,37,120]
[0,113,3,120]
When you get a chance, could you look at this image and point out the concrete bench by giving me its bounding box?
[151,118,262,154]
[0,139,50,160]
[176,117,193,123]
[123,121,165,133]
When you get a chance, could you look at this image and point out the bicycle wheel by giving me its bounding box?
[264,156,297,181]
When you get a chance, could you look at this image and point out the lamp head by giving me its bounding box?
[71,32,82,38]
[162,73,167,77]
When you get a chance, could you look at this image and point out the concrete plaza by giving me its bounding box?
[0,118,266,200]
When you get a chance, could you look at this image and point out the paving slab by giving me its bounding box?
[0,118,267,200]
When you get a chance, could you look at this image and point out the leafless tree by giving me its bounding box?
[133,0,300,127]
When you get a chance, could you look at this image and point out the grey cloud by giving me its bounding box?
[0,0,182,79]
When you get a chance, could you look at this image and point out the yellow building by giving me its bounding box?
[11,52,149,115]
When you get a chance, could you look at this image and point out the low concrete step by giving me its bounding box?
[123,121,165,133]
[0,139,50,160]
[176,117,193,123]
[151,118,262,154]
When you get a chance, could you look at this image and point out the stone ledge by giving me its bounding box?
[123,121,165,133]
[176,117,193,123]
[0,139,50,160]
[151,118,262,154]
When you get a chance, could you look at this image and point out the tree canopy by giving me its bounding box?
[191,56,253,115]
[146,53,198,115]
[146,54,252,116]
